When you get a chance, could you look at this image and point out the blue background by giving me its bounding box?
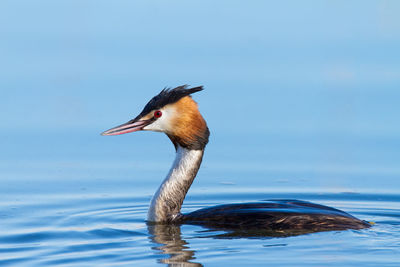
[1,1,399,133]
[1,0,400,197]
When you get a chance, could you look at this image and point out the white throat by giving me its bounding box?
[147,146,204,222]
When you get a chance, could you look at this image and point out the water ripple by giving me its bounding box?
[0,193,399,266]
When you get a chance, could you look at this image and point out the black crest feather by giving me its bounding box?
[139,85,203,116]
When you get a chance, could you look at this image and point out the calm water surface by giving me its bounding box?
[1,132,399,266]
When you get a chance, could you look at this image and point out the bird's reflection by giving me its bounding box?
[147,221,317,266]
[147,219,353,266]
[148,223,202,267]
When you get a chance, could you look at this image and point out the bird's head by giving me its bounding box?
[101,85,209,150]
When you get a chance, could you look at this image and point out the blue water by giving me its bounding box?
[1,1,400,266]
[1,132,400,266]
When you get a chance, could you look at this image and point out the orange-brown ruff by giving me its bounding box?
[166,97,208,150]
[102,85,370,237]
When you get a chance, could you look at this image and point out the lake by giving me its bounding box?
[1,1,400,266]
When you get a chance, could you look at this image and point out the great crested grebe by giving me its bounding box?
[102,85,370,235]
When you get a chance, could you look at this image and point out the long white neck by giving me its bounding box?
[147,146,204,222]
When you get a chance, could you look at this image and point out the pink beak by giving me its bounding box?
[101,119,153,136]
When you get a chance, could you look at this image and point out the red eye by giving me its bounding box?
[154,110,162,118]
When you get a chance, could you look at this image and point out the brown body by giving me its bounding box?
[180,200,370,236]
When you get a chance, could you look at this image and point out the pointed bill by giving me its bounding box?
[101,119,153,136]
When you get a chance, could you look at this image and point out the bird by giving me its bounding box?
[101,85,370,236]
